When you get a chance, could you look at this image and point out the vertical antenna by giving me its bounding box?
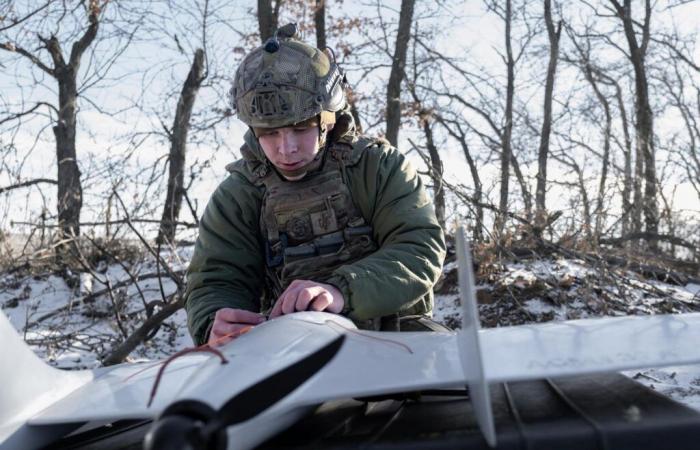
[456,226,496,447]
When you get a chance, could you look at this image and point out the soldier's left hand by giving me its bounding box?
[270,280,345,318]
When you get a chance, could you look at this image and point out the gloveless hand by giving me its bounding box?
[269,280,345,318]
[208,308,266,346]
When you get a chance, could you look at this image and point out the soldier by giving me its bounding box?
[185,24,447,346]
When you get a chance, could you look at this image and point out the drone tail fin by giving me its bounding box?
[0,310,90,433]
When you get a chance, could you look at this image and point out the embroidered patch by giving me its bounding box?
[310,208,338,235]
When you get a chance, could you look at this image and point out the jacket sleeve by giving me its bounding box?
[184,173,265,345]
[325,143,446,321]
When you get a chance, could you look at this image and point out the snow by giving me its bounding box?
[2,247,700,412]
[686,283,700,296]
[0,245,194,368]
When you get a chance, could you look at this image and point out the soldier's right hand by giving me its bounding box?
[207,308,266,346]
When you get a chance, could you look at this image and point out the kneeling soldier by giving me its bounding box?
[185,24,447,346]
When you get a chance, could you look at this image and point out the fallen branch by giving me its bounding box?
[101,295,184,366]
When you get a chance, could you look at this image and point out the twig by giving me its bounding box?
[106,280,129,339]
[113,191,184,290]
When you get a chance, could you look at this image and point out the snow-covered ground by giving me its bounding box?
[2,245,700,411]
[0,245,195,368]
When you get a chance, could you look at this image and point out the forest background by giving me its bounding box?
[1,0,700,367]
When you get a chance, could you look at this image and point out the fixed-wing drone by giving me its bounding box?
[2,228,700,449]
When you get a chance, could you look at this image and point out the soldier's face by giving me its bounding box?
[257,122,320,180]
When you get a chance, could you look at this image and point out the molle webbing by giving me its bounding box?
[260,147,376,311]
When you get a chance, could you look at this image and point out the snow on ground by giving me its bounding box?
[0,245,194,368]
[2,246,700,411]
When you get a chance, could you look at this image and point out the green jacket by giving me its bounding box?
[184,129,446,345]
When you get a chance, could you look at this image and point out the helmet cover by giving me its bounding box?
[231,24,346,128]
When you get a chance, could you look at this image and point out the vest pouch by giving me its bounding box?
[260,149,379,304]
[279,233,377,287]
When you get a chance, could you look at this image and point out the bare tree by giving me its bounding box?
[435,114,485,240]
[611,76,635,236]
[314,0,326,50]
[661,52,700,204]
[494,0,515,238]
[385,0,416,147]
[0,1,105,250]
[564,27,615,242]
[609,0,659,243]
[157,48,207,244]
[258,0,283,41]
[534,0,562,233]
[421,114,445,228]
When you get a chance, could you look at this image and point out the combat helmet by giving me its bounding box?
[231,23,346,130]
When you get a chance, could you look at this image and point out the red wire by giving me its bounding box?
[144,326,254,407]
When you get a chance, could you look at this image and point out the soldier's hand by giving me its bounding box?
[208,308,266,346]
[270,280,345,318]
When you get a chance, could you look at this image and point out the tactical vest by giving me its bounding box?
[258,143,377,313]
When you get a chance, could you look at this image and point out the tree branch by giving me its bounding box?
[69,1,101,68]
[0,42,55,76]
[0,178,57,195]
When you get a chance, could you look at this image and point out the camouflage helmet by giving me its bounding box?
[231,23,346,129]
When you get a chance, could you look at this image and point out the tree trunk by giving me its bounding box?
[534,0,561,233]
[591,79,612,241]
[314,0,326,50]
[157,49,206,245]
[257,0,279,42]
[614,82,634,236]
[54,72,82,242]
[495,0,514,237]
[421,116,445,230]
[435,116,483,240]
[102,296,184,366]
[578,165,592,240]
[580,63,612,241]
[42,7,100,252]
[385,0,416,147]
[612,0,658,245]
[510,151,532,218]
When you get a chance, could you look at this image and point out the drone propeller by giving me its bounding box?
[144,334,345,450]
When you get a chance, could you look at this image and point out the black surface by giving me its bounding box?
[48,373,700,450]
[260,373,700,450]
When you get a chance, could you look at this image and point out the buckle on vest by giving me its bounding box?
[265,233,288,268]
